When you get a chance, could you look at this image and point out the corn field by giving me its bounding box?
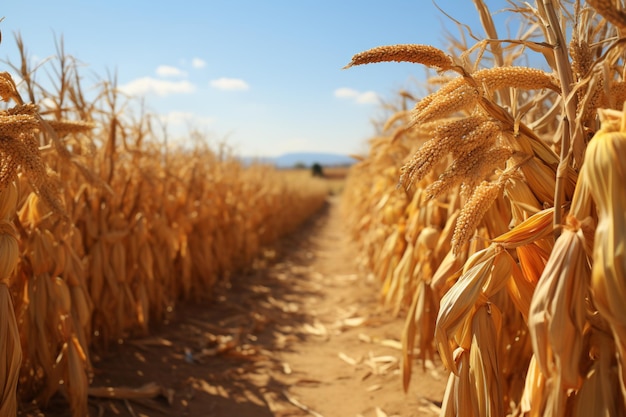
[0,37,329,415]
[342,1,626,416]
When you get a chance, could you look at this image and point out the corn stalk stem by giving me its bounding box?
[540,0,577,239]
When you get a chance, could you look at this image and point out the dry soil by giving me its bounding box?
[24,196,447,417]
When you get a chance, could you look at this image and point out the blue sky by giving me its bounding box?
[1,1,508,157]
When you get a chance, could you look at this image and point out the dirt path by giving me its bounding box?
[33,196,447,417]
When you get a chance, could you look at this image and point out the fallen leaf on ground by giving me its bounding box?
[293,378,323,386]
[302,322,328,336]
[358,333,372,343]
[88,381,174,405]
[338,352,359,366]
[129,337,173,349]
[369,355,398,363]
[283,390,325,417]
[375,407,389,417]
[341,316,367,327]
[379,339,402,350]
[282,362,292,374]
[364,353,399,375]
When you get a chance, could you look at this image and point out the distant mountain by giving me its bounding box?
[274,152,356,168]
[241,152,357,168]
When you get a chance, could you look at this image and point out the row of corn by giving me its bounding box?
[342,1,626,416]
[0,40,329,415]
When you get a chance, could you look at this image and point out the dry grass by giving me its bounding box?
[342,1,626,415]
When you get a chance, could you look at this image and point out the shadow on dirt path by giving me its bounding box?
[28,196,447,417]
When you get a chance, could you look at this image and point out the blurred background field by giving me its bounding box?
[277,165,351,196]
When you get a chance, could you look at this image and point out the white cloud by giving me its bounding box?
[210,77,250,91]
[334,87,379,104]
[119,77,196,97]
[334,87,359,99]
[157,111,215,128]
[156,65,187,77]
[192,58,207,69]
